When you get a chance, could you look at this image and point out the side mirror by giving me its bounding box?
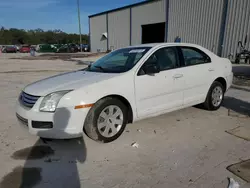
[143,60,160,75]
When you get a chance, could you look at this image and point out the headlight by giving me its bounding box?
[39,90,72,112]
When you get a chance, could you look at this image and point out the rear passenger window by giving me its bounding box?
[181,47,211,66]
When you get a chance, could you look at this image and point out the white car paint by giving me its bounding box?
[135,67,184,117]
[16,43,233,139]
[24,71,118,96]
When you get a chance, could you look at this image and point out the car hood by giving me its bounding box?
[24,70,118,96]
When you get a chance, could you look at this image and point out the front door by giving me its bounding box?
[134,47,184,118]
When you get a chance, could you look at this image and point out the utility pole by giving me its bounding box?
[77,0,82,52]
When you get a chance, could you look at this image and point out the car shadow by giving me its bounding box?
[0,108,87,188]
[231,85,250,92]
[222,96,250,117]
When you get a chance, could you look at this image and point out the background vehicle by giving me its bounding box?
[1,46,6,52]
[76,44,90,52]
[235,35,250,64]
[16,43,233,143]
[15,45,21,52]
[54,44,63,50]
[19,45,31,53]
[82,44,90,52]
[76,44,80,52]
[2,45,17,53]
[57,44,78,53]
[37,44,58,53]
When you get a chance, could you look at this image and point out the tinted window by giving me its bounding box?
[138,47,179,75]
[181,47,211,66]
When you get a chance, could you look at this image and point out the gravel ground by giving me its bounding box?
[0,53,250,188]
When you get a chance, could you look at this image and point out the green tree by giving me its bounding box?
[0,27,89,45]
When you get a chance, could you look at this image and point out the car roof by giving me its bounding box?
[129,42,204,48]
[126,42,217,57]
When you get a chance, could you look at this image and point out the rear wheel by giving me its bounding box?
[203,81,225,111]
[84,97,128,143]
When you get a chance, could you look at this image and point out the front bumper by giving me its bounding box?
[15,99,90,139]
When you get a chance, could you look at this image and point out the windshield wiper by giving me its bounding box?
[93,65,106,72]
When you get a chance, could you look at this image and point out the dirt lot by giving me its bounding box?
[0,53,250,188]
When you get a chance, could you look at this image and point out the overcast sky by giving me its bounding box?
[0,0,144,34]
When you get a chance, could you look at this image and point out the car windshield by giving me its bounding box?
[86,47,151,73]
[61,44,68,48]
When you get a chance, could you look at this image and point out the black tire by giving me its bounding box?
[84,97,128,143]
[203,81,225,111]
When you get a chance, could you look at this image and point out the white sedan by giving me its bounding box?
[16,43,233,142]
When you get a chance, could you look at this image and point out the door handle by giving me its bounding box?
[208,68,215,72]
[173,74,183,79]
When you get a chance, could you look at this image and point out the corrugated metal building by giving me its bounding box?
[89,0,250,58]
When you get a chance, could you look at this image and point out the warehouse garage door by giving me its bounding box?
[141,22,165,44]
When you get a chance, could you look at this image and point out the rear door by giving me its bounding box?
[178,46,215,106]
[134,46,184,118]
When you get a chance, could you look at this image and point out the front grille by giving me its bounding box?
[16,113,28,126]
[20,91,40,108]
[32,121,53,129]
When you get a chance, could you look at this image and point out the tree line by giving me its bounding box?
[0,27,89,45]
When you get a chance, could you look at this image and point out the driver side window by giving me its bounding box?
[138,47,179,75]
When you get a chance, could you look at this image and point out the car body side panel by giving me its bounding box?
[183,57,232,105]
[181,60,218,105]
[57,73,138,122]
[134,69,184,118]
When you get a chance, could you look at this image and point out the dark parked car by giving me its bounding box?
[2,45,17,53]
[57,44,79,53]
[81,44,90,52]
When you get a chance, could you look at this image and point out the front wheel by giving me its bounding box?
[203,81,225,111]
[84,97,128,143]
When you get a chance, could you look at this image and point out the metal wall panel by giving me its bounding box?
[108,9,130,50]
[222,0,250,58]
[168,0,224,54]
[90,14,107,52]
[131,0,166,45]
